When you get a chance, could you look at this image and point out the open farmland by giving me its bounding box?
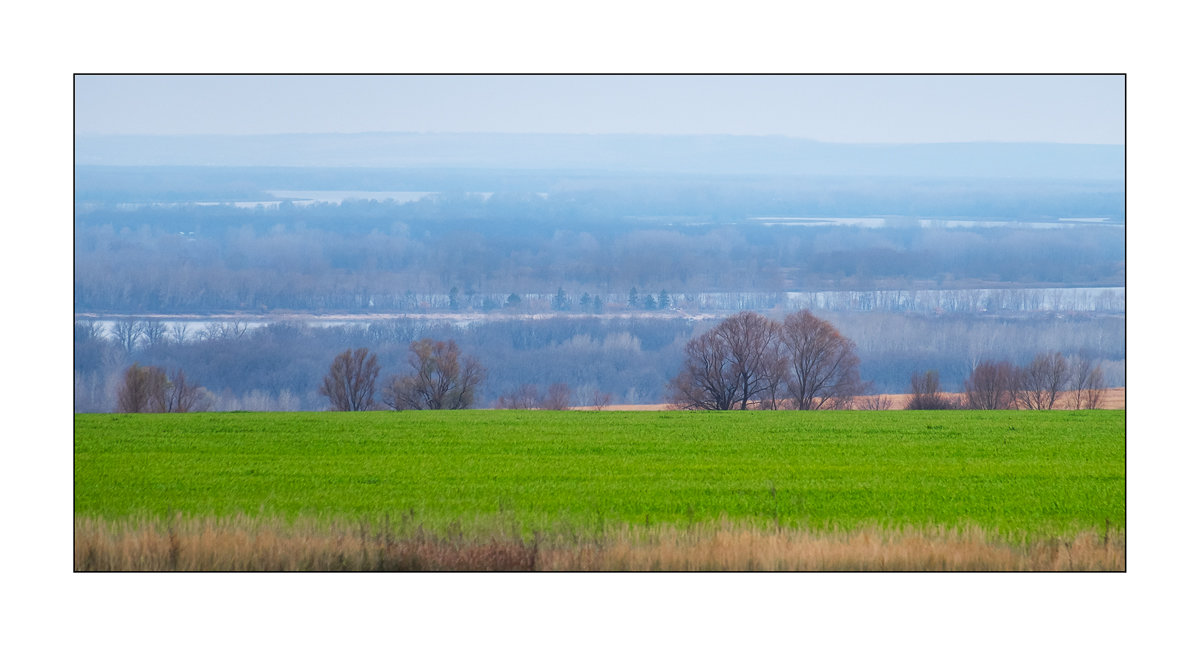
[74,410,1125,571]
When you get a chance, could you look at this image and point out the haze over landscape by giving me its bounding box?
[74,75,1124,412]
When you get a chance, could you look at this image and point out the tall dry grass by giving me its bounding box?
[75,515,1124,572]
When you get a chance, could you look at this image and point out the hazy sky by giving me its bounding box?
[75,74,1124,144]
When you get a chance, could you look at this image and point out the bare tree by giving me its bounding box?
[75,320,103,344]
[138,319,168,348]
[964,360,1019,410]
[164,368,212,412]
[667,311,783,410]
[197,322,223,342]
[856,394,892,411]
[778,310,864,410]
[112,319,140,355]
[227,320,249,339]
[1016,352,1070,410]
[1068,355,1106,410]
[382,339,484,410]
[496,383,540,409]
[169,322,190,345]
[115,363,169,413]
[590,389,614,411]
[198,320,249,342]
[319,348,381,411]
[906,370,956,410]
[541,383,572,410]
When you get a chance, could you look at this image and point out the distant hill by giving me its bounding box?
[74,132,1124,181]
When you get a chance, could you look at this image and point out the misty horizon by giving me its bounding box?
[74,131,1123,180]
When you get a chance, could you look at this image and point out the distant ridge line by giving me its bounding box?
[75,132,1124,180]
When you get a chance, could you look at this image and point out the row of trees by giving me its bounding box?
[317,342,617,411]
[665,310,1110,412]
[96,311,1114,413]
[318,310,868,413]
[958,352,1105,410]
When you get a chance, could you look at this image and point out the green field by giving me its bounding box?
[74,410,1125,538]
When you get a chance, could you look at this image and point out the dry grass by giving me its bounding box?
[75,515,1124,572]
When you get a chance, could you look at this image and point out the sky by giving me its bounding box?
[74,74,1124,144]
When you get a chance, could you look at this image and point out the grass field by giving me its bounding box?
[74,410,1125,571]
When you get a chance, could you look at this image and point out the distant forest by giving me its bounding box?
[74,157,1124,411]
[75,167,1124,313]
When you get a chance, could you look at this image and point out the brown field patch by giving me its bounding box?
[577,388,1125,412]
[846,388,1125,411]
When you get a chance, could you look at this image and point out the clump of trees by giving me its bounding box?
[381,339,485,410]
[668,311,784,410]
[905,370,958,410]
[115,364,212,413]
[495,382,573,410]
[667,310,864,410]
[958,352,1106,410]
[319,340,486,411]
[963,360,1020,410]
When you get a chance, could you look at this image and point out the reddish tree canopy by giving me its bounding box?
[116,363,169,413]
[319,348,380,411]
[779,310,864,410]
[116,364,211,413]
[383,339,484,410]
[964,360,1019,410]
[906,370,956,410]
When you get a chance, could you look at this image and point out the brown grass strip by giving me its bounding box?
[75,516,1124,572]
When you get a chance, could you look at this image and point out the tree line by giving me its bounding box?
[80,309,1122,413]
[957,352,1106,410]
[663,311,1111,411]
[75,199,1125,313]
[299,310,1108,413]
